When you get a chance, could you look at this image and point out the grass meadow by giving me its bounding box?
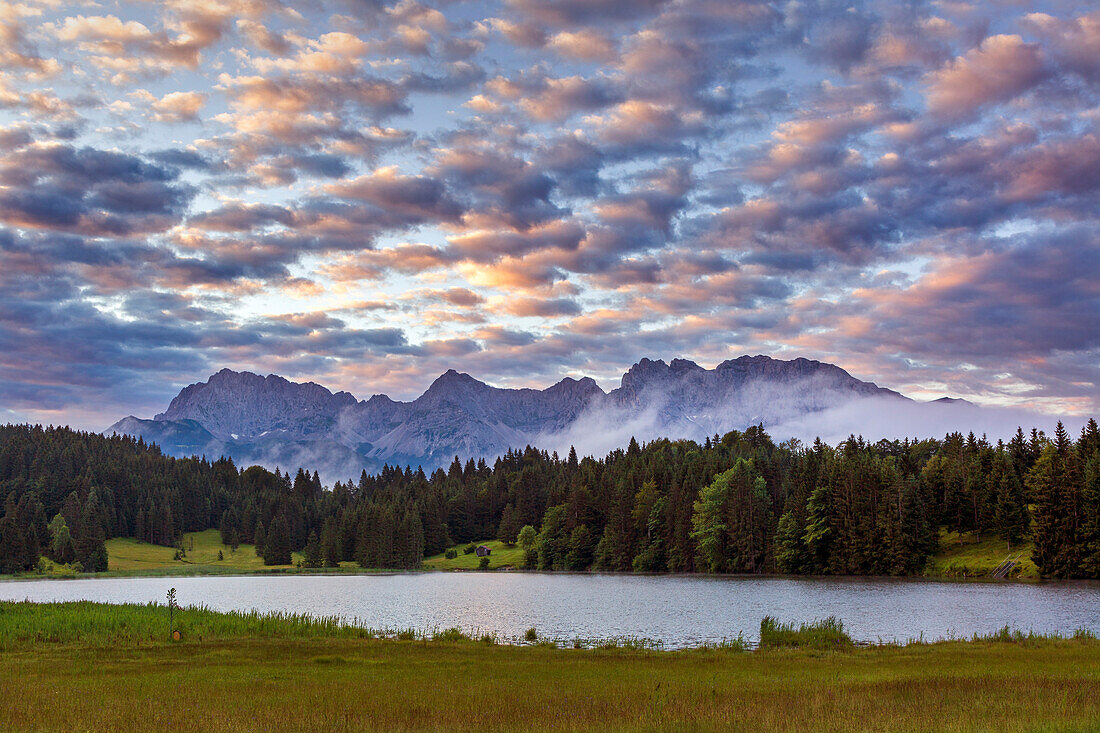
[421,539,527,570]
[105,528,308,573]
[926,530,1039,579]
[0,601,1098,731]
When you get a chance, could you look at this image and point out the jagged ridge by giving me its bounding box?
[108,355,906,479]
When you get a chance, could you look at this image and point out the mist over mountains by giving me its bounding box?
[106,355,1034,482]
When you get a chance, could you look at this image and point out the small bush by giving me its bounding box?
[702,635,748,652]
[972,626,1053,646]
[525,627,538,642]
[979,625,1026,643]
[396,629,417,641]
[478,556,490,570]
[758,616,852,650]
[444,548,458,560]
[463,543,477,555]
[431,627,471,643]
[523,549,538,569]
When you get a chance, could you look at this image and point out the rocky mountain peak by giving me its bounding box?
[114,355,918,480]
[547,375,602,395]
[421,369,489,401]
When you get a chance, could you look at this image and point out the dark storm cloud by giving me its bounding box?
[0,144,193,236]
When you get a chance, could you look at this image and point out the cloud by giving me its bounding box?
[0,143,193,236]
[1021,11,1100,82]
[151,91,207,122]
[547,29,617,61]
[325,166,464,225]
[771,397,1088,447]
[2,0,1099,429]
[925,35,1049,120]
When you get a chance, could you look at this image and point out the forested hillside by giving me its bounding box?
[1,420,1098,578]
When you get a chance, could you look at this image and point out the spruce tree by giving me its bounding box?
[497,503,521,545]
[263,515,292,566]
[253,520,266,557]
[992,451,1028,550]
[1081,454,1100,576]
[320,516,340,567]
[1028,446,1062,576]
[302,531,321,568]
[76,498,109,572]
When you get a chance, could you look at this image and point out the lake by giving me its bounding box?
[2,573,1098,648]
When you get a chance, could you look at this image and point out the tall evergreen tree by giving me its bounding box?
[263,515,292,566]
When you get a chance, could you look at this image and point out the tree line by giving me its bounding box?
[1,420,1098,578]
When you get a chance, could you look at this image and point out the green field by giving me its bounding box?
[927,530,1039,579]
[99,528,318,575]
[0,601,1098,732]
[422,539,527,570]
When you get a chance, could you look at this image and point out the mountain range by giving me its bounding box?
[107,355,908,480]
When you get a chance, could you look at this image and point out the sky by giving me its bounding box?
[0,0,1098,430]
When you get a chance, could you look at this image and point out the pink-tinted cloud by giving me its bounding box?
[925,34,1049,120]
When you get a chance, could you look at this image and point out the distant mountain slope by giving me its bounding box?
[107,355,907,479]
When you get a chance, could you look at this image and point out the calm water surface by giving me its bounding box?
[2,573,1098,648]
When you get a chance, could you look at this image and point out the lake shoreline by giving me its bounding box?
[0,565,1055,584]
[3,573,1099,650]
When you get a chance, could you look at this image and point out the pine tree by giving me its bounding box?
[536,504,570,570]
[1081,454,1100,576]
[263,515,292,566]
[320,516,340,567]
[302,531,322,568]
[253,520,266,557]
[774,510,806,573]
[567,525,596,570]
[992,451,1028,549]
[497,503,521,545]
[1028,445,1063,576]
[0,517,33,573]
[399,508,424,569]
[76,498,108,572]
[219,510,233,546]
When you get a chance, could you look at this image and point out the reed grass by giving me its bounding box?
[758,615,854,650]
[0,600,376,649]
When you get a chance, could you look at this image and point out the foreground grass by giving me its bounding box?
[1,602,1099,732]
[422,538,527,570]
[927,530,1039,579]
[0,600,377,648]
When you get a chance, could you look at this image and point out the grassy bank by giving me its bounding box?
[422,539,526,570]
[105,528,317,574]
[927,530,1039,579]
[0,602,1097,732]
